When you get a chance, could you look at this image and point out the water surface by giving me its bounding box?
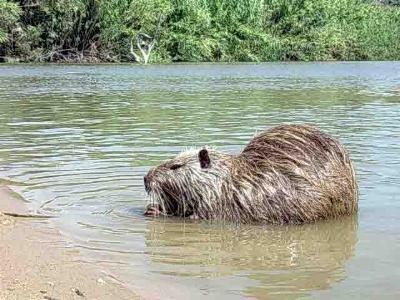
[0,62,399,299]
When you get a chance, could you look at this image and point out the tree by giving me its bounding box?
[0,0,21,47]
[129,13,166,64]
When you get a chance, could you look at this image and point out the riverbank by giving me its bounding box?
[0,185,139,300]
[2,1,400,63]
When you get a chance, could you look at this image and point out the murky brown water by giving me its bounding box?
[0,62,399,299]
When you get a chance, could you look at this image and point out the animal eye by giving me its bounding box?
[170,164,183,170]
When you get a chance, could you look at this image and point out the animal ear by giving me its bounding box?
[198,149,211,169]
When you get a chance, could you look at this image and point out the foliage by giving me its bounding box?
[0,0,399,62]
[0,0,21,45]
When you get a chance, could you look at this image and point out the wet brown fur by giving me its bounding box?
[144,124,358,224]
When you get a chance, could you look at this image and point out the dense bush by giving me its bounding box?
[0,0,399,62]
[0,0,21,44]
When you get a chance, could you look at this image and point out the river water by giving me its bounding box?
[0,62,399,299]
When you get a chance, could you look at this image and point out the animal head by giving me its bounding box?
[144,147,232,218]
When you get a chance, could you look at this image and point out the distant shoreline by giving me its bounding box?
[2,1,399,66]
[1,59,399,65]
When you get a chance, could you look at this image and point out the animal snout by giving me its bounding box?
[144,173,152,193]
[143,174,150,192]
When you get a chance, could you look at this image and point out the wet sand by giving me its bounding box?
[0,185,139,300]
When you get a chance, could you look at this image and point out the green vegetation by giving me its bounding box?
[0,0,399,62]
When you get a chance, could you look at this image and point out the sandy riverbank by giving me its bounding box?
[0,185,139,300]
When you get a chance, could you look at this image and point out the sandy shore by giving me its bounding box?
[0,185,139,300]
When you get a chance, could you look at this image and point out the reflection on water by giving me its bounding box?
[144,217,357,299]
[0,62,400,299]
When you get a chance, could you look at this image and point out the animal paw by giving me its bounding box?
[144,204,162,217]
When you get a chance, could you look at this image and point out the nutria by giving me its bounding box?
[143,124,358,224]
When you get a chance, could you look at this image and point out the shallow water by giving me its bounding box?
[0,62,399,299]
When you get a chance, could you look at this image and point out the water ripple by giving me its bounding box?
[0,63,399,299]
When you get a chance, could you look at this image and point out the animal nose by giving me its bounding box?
[144,174,151,192]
